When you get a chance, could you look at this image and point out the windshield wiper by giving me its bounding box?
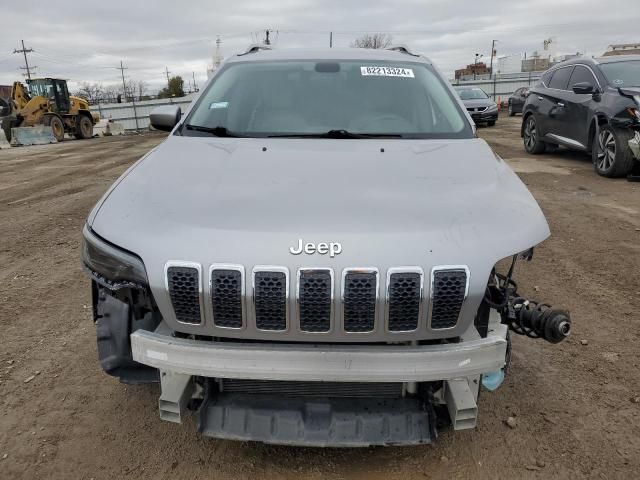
[184,124,246,137]
[268,129,402,139]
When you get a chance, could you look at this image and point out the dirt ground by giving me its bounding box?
[1,117,639,479]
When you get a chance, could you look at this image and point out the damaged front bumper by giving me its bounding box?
[131,323,508,383]
[130,319,508,446]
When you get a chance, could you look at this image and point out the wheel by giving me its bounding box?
[523,115,546,154]
[488,120,496,127]
[592,124,636,178]
[75,115,93,139]
[1,116,16,142]
[44,115,65,142]
[508,103,515,117]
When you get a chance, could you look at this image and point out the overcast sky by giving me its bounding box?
[0,0,638,94]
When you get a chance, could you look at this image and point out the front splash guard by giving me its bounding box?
[196,382,437,447]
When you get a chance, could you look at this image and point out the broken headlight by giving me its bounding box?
[81,224,148,290]
[626,108,640,123]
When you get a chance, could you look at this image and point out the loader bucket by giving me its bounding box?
[10,126,57,146]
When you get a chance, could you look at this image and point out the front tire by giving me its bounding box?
[488,120,496,127]
[75,115,93,139]
[592,124,635,178]
[1,116,17,142]
[44,115,65,142]
[508,103,515,117]
[523,115,546,154]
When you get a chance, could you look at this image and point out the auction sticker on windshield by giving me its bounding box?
[360,66,415,78]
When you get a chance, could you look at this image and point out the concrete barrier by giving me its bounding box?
[104,121,125,136]
[93,119,109,137]
[0,129,10,149]
[10,126,57,146]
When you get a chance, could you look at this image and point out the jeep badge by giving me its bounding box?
[289,239,342,257]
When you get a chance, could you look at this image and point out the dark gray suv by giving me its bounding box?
[522,56,640,177]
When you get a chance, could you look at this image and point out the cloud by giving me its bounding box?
[0,0,636,93]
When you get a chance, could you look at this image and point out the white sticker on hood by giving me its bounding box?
[360,66,414,78]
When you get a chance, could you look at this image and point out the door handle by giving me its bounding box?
[537,96,544,100]
[557,102,565,107]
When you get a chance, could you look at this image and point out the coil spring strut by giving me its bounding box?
[507,297,571,344]
[484,254,571,345]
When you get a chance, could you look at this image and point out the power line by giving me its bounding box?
[32,51,120,70]
[13,40,36,80]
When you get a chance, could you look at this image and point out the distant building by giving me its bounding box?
[454,62,490,80]
[522,52,551,72]
[496,54,522,75]
[602,43,640,56]
[0,85,11,99]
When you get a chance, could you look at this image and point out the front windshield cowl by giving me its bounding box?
[182,59,473,140]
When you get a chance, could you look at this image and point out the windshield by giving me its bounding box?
[28,80,55,98]
[184,60,472,139]
[455,87,489,100]
[600,60,640,87]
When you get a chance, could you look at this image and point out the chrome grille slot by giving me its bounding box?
[430,267,468,330]
[211,266,244,329]
[387,270,422,332]
[166,264,202,324]
[253,268,288,331]
[342,269,378,333]
[298,269,332,333]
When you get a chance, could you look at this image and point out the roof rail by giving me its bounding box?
[238,44,272,56]
[387,45,419,57]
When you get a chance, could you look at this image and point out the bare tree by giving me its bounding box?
[351,33,393,49]
[136,80,149,100]
[103,84,121,103]
[73,82,104,104]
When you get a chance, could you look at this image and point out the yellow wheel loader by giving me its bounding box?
[0,78,99,143]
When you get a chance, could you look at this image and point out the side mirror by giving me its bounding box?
[572,82,595,95]
[150,105,181,131]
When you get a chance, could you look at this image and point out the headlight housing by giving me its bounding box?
[81,224,148,290]
[626,107,640,122]
[486,104,498,113]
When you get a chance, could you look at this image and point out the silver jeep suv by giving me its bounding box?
[82,45,570,446]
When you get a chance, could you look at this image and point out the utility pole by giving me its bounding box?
[489,40,497,79]
[473,53,483,80]
[192,71,197,92]
[165,66,171,88]
[329,32,333,48]
[117,60,139,131]
[264,29,271,46]
[13,40,36,80]
[118,60,128,100]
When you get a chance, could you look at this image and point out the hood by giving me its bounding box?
[461,98,496,108]
[90,135,549,333]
